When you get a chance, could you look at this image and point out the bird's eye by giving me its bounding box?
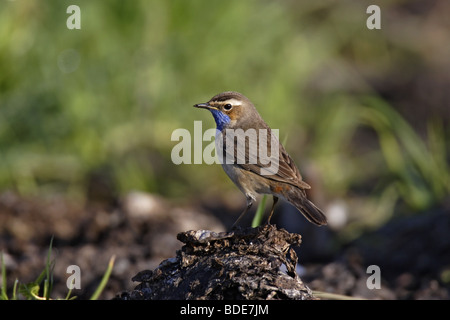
[223,104,233,111]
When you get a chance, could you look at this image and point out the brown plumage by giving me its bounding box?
[194,91,327,227]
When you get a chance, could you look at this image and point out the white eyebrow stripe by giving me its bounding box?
[222,98,242,106]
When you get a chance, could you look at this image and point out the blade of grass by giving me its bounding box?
[43,279,50,300]
[313,290,365,300]
[65,278,75,300]
[427,119,450,197]
[251,195,267,227]
[1,253,8,300]
[44,236,54,300]
[90,255,115,300]
[12,279,19,300]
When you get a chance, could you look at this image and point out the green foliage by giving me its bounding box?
[90,255,115,300]
[0,0,448,226]
[252,195,267,227]
[0,239,115,300]
[360,96,450,212]
[1,254,8,300]
[1,238,57,300]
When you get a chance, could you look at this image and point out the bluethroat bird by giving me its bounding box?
[194,91,327,228]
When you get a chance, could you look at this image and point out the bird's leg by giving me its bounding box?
[231,196,254,229]
[266,196,279,225]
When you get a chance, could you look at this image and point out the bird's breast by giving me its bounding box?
[221,163,272,198]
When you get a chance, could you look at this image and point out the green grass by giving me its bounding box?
[1,253,8,300]
[90,255,116,300]
[251,195,268,227]
[0,0,448,234]
[1,239,115,300]
[360,96,450,212]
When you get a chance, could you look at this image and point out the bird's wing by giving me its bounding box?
[219,128,311,190]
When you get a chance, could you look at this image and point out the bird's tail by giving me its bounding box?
[284,188,327,226]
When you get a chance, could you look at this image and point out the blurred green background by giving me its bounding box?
[0,0,449,237]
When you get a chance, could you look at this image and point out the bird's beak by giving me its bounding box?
[193,103,218,110]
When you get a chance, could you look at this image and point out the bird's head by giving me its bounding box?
[194,91,259,131]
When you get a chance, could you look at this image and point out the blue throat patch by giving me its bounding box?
[209,109,231,131]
